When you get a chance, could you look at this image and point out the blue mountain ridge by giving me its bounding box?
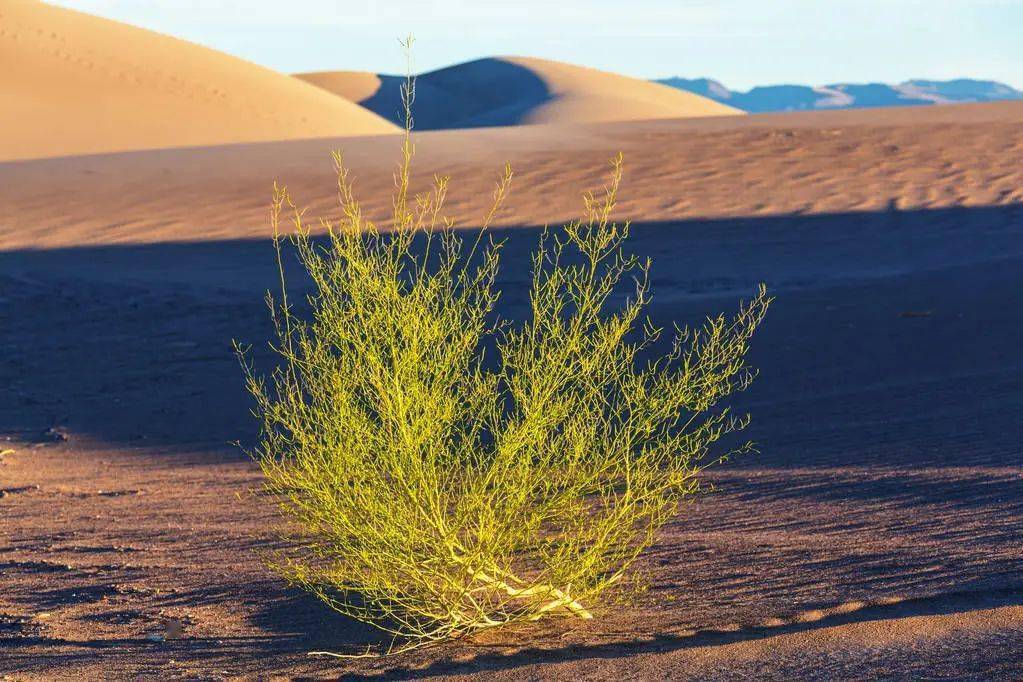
[656,77,1023,113]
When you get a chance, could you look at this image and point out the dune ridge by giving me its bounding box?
[0,0,399,161]
[296,56,743,129]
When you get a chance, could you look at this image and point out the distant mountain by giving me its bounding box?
[655,77,1023,113]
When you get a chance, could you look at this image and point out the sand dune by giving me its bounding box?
[294,70,392,106]
[0,0,399,161]
[2,100,1020,251]
[296,56,743,129]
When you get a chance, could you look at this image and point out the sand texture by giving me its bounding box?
[1,100,1021,252]
[0,0,399,161]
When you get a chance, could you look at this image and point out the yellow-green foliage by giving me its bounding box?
[239,84,770,652]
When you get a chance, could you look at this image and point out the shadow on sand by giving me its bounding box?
[6,585,1021,679]
[2,203,1021,465]
[346,58,553,130]
[343,586,1023,680]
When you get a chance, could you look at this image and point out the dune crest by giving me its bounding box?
[297,56,743,129]
[0,0,399,161]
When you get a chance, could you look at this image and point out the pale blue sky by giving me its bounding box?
[52,1,1023,89]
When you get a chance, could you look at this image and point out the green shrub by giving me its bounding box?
[238,79,770,654]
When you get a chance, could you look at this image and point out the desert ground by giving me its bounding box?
[2,1,1023,679]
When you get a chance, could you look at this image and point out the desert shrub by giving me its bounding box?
[238,78,770,654]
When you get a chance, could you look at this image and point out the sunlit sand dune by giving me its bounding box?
[296,56,743,129]
[0,0,399,161]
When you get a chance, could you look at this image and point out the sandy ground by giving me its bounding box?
[2,103,1023,679]
[2,101,1021,251]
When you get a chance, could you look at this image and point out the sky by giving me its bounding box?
[50,1,1023,90]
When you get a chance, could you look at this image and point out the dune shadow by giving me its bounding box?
[357,59,552,129]
[1,204,1021,466]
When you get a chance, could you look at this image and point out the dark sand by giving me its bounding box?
[2,104,1023,678]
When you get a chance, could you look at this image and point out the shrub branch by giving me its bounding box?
[238,60,771,656]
